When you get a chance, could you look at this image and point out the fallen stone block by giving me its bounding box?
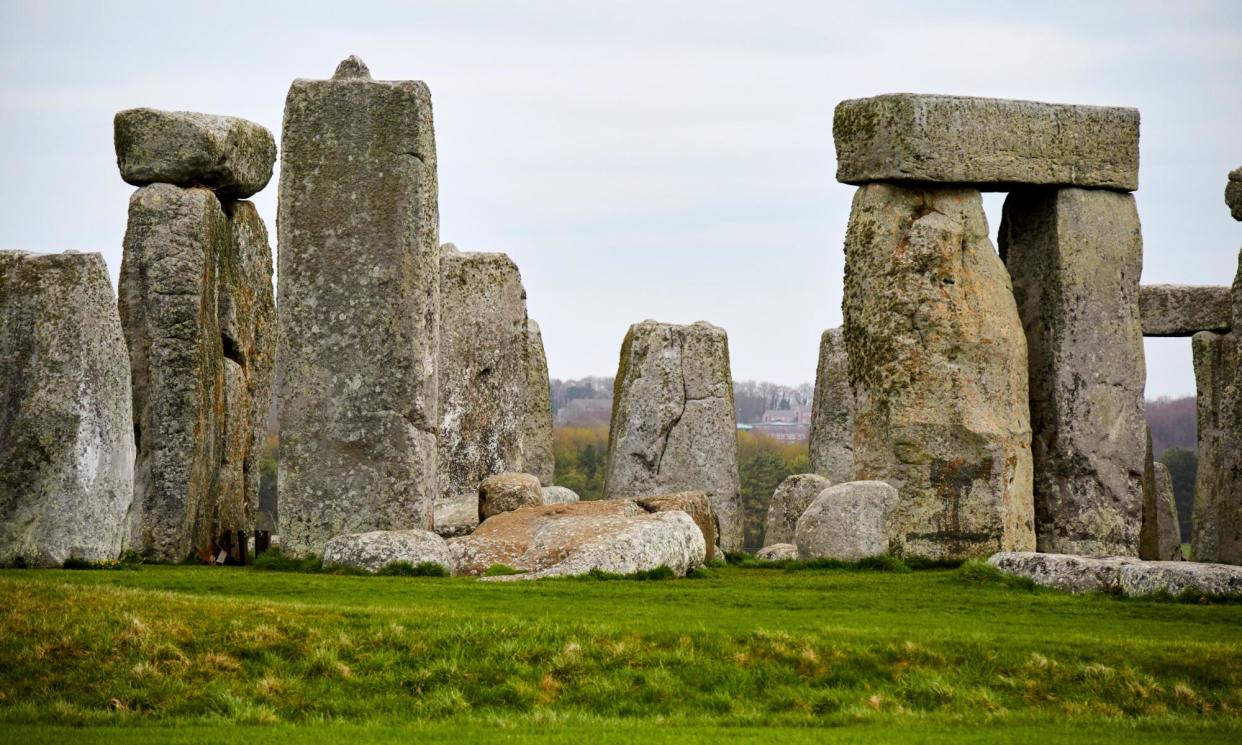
[764,474,830,548]
[1118,561,1242,597]
[540,486,580,506]
[834,94,1139,190]
[432,493,478,538]
[987,552,1139,594]
[1139,284,1231,336]
[635,491,717,561]
[114,108,276,199]
[479,472,543,521]
[756,543,798,561]
[322,529,453,574]
[795,481,898,561]
[0,251,134,567]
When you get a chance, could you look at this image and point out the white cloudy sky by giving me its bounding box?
[2,1,1240,396]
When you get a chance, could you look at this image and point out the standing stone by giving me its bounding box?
[1000,188,1146,556]
[844,184,1034,560]
[438,249,528,513]
[808,328,854,483]
[277,58,440,557]
[764,473,831,547]
[1227,167,1242,222]
[834,94,1139,190]
[0,251,134,567]
[1140,435,1182,562]
[120,184,227,561]
[603,321,744,552]
[521,319,555,486]
[1192,330,1242,565]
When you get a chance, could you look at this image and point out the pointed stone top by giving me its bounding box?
[333,55,372,80]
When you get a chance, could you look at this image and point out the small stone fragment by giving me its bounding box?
[764,474,831,547]
[834,94,1139,190]
[794,481,897,561]
[808,328,853,483]
[321,529,453,574]
[114,108,276,199]
[756,543,798,561]
[0,251,134,567]
[521,319,555,486]
[1139,284,1231,336]
[479,472,543,521]
[333,55,372,80]
[603,320,743,552]
[540,486,580,506]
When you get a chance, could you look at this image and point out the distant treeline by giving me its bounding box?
[552,377,813,426]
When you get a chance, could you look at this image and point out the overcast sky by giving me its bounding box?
[2,1,1240,396]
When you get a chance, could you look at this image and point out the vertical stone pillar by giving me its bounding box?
[1140,428,1182,561]
[522,319,555,486]
[1000,188,1146,556]
[0,251,135,567]
[603,320,743,552]
[844,184,1035,560]
[437,248,528,508]
[1192,329,1242,564]
[808,327,853,483]
[277,57,440,557]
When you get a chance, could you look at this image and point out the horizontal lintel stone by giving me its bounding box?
[1139,284,1231,337]
[834,93,1139,191]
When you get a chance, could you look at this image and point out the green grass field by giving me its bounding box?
[1,560,1239,743]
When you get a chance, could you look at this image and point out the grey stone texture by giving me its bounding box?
[635,491,718,561]
[763,473,831,547]
[794,481,898,561]
[119,183,276,561]
[521,319,555,486]
[541,486,580,506]
[479,472,543,521]
[1000,187,1146,556]
[756,543,798,561]
[1227,167,1242,221]
[114,108,276,199]
[602,320,743,553]
[1139,284,1231,336]
[432,493,478,539]
[844,184,1035,560]
[321,529,453,574]
[833,94,1139,191]
[449,500,705,579]
[277,58,440,557]
[990,552,1242,598]
[808,328,854,483]
[0,251,134,567]
[439,249,528,509]
[1192,330,1242,565]
[1140,430,1182,562]
[120,185,227,561]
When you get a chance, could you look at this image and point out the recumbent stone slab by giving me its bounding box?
[844,184,1035,560]
[808,328,854,483]
[277,57,440,557]
[0,251,134,567]
[834,94,1139,191]
[114,108,276,199]
[603,320,743,553]
[1139,284,1231,337]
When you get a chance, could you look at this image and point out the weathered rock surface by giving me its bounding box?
[844,184,1035,559]
[0,251,134,567]
[603,320,743,553]
[521,319,555,486]
[120,184,227,561]
[541,486,580,506]
[432,493,478,538]
[987,552,1138,594]
[1000,188,1146,556]
[808,328,853,483]
[321,529,453,574]
[277,58,440,557]
[439,250,528,506]
[114,108,276,199]
[794,481,898,561]
[1140,430,1182,562]
[1192,330,1242,565]
[756,543,798,561]
[990,551,1242,597]
[1139,284,1231,336]
[1227,167,1242,221]
[635,491,717,561]
[479,472,543,521]
[764,474,831,547]
[448,500,705,578]
[834,94,1139,190]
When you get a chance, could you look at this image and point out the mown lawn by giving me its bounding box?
[0,561,1239,743]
